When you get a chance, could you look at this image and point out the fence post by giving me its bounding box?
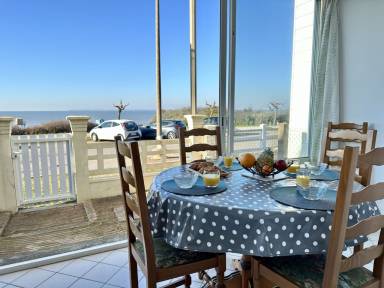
[260,124,267,150]
[277,122,289,159]
[67,116,91,203]
[0,117,17,212]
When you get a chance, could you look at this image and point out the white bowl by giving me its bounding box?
[173,171,198,189]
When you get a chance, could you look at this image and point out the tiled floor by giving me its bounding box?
[0,248,234,288]
[0,231,379,288]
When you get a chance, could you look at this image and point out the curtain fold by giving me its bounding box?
[309,0,340,162]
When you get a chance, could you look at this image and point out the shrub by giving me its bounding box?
[11,120,98,135]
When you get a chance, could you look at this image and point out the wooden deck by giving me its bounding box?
[0,196,127,266]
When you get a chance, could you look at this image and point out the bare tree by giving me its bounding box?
[113,100,129,120]
[268,102,282,125]
[205,100,218,117]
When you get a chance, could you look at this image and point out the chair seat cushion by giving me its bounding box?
[134,238,218,268]
[259,254,374,288]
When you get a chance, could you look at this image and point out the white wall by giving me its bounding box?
[340,0,384,183]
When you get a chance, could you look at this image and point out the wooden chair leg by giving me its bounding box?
[241,255,252,288]
[129,254,139,288]
[147,278,156,288]
[354,243,364,253]
[252,258,261,288]
[185,274,191,287]
[216,255,226,288]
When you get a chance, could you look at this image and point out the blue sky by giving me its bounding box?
[0,0,293,111]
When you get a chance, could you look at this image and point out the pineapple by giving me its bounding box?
[257,148,274,175]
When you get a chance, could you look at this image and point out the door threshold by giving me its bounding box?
[0,240,128,275]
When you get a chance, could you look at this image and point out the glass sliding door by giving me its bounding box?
[226,0,315,159]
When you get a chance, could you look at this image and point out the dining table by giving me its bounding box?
[147,165,380,287]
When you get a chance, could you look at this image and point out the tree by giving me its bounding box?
[205,100,218,117]
[268,102,282,125]
[113,100,129,120]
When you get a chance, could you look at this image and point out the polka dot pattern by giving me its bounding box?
[148,166,380,257]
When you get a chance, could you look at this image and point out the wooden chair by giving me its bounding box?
[115,137,226,288]
[179,126,222,165]
[252,146,384,288]
[321,122,377,185]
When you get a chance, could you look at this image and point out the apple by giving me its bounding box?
[274,160,288,171]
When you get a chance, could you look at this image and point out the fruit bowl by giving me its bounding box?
[240,161,293,178]
[237,148,293,178]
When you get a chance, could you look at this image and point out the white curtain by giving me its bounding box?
[309,0,340,162]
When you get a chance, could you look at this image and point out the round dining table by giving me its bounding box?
[147,165,379,286]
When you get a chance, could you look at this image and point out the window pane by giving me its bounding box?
[233,0,314,159]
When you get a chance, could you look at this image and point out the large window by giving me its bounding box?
[230,0,315,159]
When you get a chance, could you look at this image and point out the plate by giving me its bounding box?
[283,169,339,181]
[161,177,227,196]
[284,171,297,178]
[270,186,336,211]
[219,161,243,171]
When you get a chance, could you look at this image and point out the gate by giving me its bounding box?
[11,133,76,207]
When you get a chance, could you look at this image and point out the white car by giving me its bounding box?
[89,120,141,141]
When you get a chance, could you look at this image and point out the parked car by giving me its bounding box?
[139,125,157,140]
[203,116,219,126]
[89,120,141,141]
[149,120,186,139]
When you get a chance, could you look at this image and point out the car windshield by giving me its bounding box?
[123,121,138,131]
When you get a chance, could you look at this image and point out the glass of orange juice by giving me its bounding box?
[296,168,310,196]
[203,170,221,188]
[223,154,234,169]
[287,161,300,174]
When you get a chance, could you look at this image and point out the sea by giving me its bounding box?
[0,110,156,127]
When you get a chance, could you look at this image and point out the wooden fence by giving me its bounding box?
[86,139,187,189]
[5,120,286,209]
[11,134,75,207]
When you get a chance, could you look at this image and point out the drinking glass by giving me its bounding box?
[223,154,234,169]
[203,170,221,188]
[173,171,198,189]
[287,160,300,174]
[305,162,327,176]
[304,181,328,200]
[296,168,310,195]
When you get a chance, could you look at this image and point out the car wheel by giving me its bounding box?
[167,131,177,139]
[91,133,99,142]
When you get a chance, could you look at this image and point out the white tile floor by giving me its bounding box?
[0,248,231,288]
[0,231,379,288]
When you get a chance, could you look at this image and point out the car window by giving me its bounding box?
[111,122,119,127]
[124,121,138,131]
[100,122,112,128]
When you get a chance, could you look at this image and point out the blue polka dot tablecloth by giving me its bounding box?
[147,166,380,257]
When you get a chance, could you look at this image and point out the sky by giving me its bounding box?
[0,0,293,111]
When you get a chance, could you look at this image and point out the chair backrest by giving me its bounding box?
[322,122,375,167]
[115,137,156,275]
[178,126,222,165]
[321,122,377,185]
[323,146,384,287]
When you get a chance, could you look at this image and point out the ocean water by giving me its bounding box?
[0,110,156,127]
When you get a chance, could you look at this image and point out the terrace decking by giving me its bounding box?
[0,196,127,266]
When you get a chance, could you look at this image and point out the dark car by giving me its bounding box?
[139,125,157,140]
[149,120,186,139]
[203,116,219,126]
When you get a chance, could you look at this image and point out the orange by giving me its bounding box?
[239,153,256,168]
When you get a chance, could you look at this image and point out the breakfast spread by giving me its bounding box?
[189,160,230,178]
